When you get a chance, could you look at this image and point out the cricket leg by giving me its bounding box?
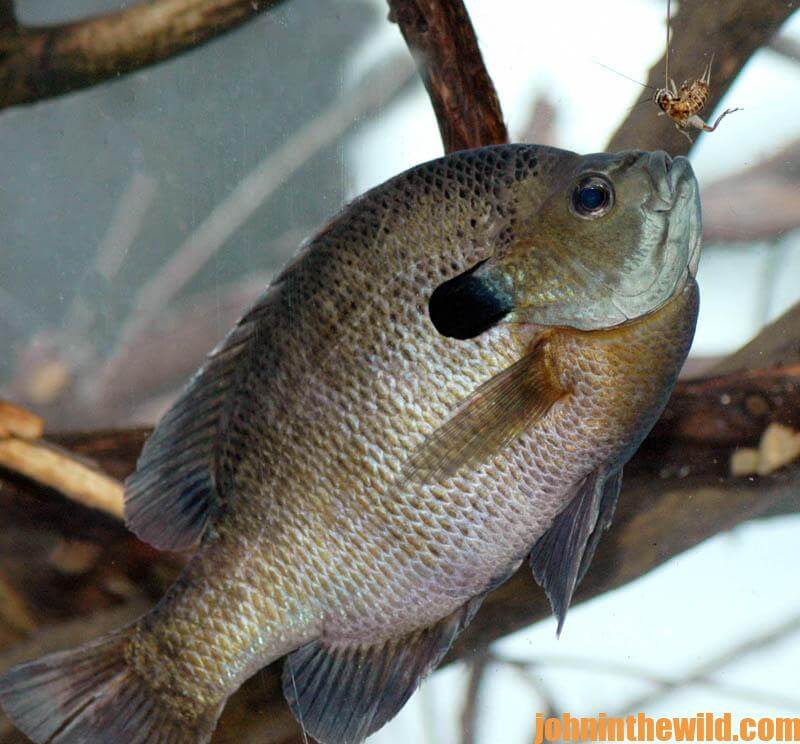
[696,107,742,132]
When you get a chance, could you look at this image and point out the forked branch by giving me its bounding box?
[0,0,284,110]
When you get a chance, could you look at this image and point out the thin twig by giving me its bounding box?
[61,172,159,359]
[91,239,295,417]
[0,438,123,519]
[387,0,507,152]
[0,0,286,110]
[614,613,800,714]
[96,173,159,282]
[460,651,490,744]
[113,55,416,352]
[489,651,800,713]
[498,661,562,729]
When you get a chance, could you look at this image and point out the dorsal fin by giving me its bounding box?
[529,465,622,634]
[282,597,481,744]
[124,285,281,552]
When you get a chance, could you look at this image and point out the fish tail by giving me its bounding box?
[0,627,220,743]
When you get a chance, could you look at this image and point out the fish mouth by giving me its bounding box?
[593,152,700,316]
[647,150,676,211]
[657,152,702,278]
[647,151,695,212]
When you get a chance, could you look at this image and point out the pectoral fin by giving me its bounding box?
[403,339,566,484]
[529,465,622,635]
[282,598,482,744]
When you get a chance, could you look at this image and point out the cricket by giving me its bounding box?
[654,0,741,140]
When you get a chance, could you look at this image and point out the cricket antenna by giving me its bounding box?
[594,61,656,90]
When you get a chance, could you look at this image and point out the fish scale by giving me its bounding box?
[0,145,702,744]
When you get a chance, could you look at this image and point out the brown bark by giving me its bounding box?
[0,1,14,30]
[0,0,284,110]
[651,363,800,445]
[712,303,800,374]
[387,0,507,152]
[607,0,799,155]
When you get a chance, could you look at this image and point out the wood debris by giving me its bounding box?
[0,438,124,518]
[730,423,800,477]
[0,399,124,519]
[0,575,36,635]
[0,401,44,440]
[48,540,103,575]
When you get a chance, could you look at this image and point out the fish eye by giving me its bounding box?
[570,176,614,219]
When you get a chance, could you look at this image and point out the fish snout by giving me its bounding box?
[666,155,694,196]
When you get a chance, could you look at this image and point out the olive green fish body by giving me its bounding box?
[0,145,702,744]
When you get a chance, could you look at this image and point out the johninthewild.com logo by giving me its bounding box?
[533,712,800,743]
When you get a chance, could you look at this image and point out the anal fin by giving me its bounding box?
[282,598,482,744]
[529,465,622,635]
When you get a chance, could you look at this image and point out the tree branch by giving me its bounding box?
[0,1,14,30]
[712,301,800,374]
[652,363,800,445]
[0,0,285,110]
[8,362,797,516]
[607,0,798,154]
[701,138,800,244]
[387,0,507,152]
[769,34,800,64]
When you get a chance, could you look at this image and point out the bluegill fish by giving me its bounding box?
[0,144,701,744]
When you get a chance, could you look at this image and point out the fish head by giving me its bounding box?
[465,149,701,332]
